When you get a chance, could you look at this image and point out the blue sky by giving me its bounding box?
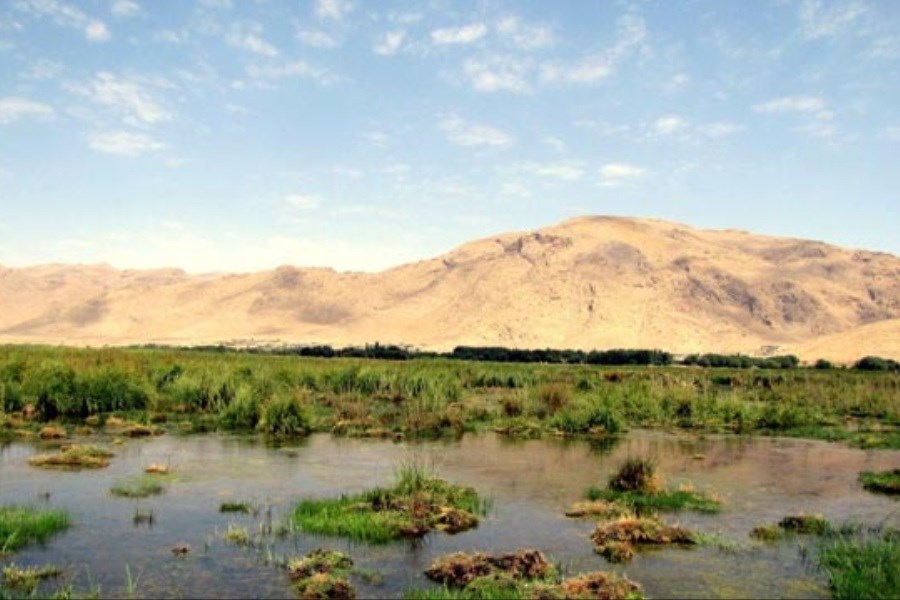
[0,0,898,272]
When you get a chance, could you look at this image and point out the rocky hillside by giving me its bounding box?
[1,216,897,362]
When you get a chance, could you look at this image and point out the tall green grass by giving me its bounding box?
[818,531,899,600]
[0,506,69,552]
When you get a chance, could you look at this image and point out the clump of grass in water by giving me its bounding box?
[110,476,165,499]
[590,516,696,563]
[750,514,832,542]
[413,549,643,599]
[291,464,486,544]
[288,549,355,599]
[2,563,63,592]
[219,501,256,514]
[0,506,69,553]
[222,524,252,546]
[818,529,899,600]
[582,458,721,515]
[859,469,900,496]
[28,444,114,470]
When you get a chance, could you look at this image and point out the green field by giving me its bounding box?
[0,344,897,447]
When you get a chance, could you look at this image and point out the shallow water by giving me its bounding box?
[1,430,897,598]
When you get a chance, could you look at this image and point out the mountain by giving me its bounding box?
[1,216,898,362]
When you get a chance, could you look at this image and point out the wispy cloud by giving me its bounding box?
[541,14,646,84]
[110,0,141,19]
[0,96,55,124]
[754,95,830,118]
[373,30,405,56]
[16,0,110,42]
[296,29,338,49]
[798,0,868,40]
[283,193,319,210]
[68,72,172,125]
[653,115,687,135]
[315,0,351,21]
[88,130,164,155]
[462,54,533,93]
[496,16,555,50]
[696,121,745,138]
[599,162,645,186]
[439,115,512,147]
[431,23,487,45]
[227,24,278,57]
[520,161,585,181]
[245,60,336,85]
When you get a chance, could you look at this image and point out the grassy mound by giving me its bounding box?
[751,514,832,542]
[416,550,643,599]
[288,549,355,599]
[0,506,69,552]
[109,475,166,498]
[292,465,485,544]
[859,469,900,495]
[591,517,695,563]
[2,563,63,593]
[584,458,721,515]
[28,444,113,470]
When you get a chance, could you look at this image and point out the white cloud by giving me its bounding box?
[69,72,172,125]
[431,23,487,45]
[882,125,900,142]
[496,16,555,50]
[541,14,646,85]
[17,0,111,42]
[283,194,319,210]
[654,115,687,135]
[21,58,63,80]
[373,30,405,56]
[599,162,645,186]
[754,95,828,116]
[245,61,335,85]
[462,55,532,93]
[439,115,512,147]
[525,161,585,181]
[88,130,164,156]
[227,24,278,57]
[315,0,351,21]
[696,121,745,138]
[665,72,690,91]
[0,96,55,124]
[798,0,868,40]
[296,29,338,49]
[111,0,141,18]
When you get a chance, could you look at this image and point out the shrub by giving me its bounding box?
[260,392,312,437]
[219,386,261,431]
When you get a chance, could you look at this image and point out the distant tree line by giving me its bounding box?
[133,343,897,371]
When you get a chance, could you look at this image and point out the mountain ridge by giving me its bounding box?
[1,216,898,362]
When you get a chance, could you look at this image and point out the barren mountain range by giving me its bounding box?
[1,216,898,363]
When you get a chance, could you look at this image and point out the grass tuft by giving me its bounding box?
[28,444,114,470]
[859,469,900,496]
[0,506,69,553]
[110,475,165,498]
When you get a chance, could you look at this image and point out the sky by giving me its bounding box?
[0,0,898,273]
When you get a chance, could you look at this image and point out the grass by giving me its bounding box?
[109,476,165,498]
[28,445,114,470]
[818,530,899,600]
[412,550,643,600]
[0,506,69,553]
[219,501,255,514]
[291,465,486,544]
[2,563,63,593]
[583,458,722,514]
[0,344,897,446]
[591,516,696,563]
[859,469,900,495]
[288,549,355,599]
[222,524,251,546]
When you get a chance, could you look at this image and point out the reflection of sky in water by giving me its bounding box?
[1,431,897,598]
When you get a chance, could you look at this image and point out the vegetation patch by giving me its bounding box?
[565,500,631,520]
[585,458,721,514]
[778,514,831,535]
[292,465,485,544]
[28,444,114,470]
[109,475,166,498]
[38,426,66,440]
[222,524,252,546]
[818,529,899,600]
[289,549,355,599]
[424,549,552,588]
[219,501,255,514]
[144,463,169,475]
[418,550,643,599]
[2,563,63,593]
[859,469,900,496]
[0,506,69,552]
[591,517,695,563]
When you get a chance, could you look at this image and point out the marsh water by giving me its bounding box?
[1,430,898,599]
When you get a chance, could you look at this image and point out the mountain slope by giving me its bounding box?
[1,216,897,361]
